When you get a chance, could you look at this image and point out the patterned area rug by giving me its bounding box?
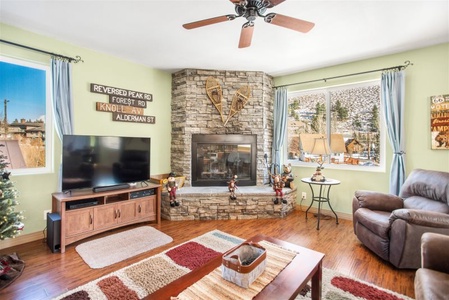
[55,230,412,300]
[75,226,173,269]
[54,230,243,299]
[173,240,298,300]
[297,268,413,300]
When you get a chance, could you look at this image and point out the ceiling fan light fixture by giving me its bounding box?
[182,0,314,48]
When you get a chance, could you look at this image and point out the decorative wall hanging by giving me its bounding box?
[206,77,225,123]
[430,94,449,149]
[224,85,251,126]
[205,77,251,126]
[91,83,156,124]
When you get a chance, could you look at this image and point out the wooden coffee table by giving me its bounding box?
[148,234,325,300]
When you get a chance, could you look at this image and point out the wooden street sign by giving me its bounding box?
[96,102,144,115]
[91,83,152,101]
[112,113,155,124]
[91,83,155,124]
[109,95,147,108]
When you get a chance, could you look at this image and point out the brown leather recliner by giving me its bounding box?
[352,169,449,269]
[414,232,449,300]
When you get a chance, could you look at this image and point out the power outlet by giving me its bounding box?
[43,209,51,220]
[301,192,307,200]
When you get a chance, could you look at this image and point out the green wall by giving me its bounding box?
[0,23,172,235]
[274,43,449,215]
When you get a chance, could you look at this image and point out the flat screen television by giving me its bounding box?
[62,135,151,192]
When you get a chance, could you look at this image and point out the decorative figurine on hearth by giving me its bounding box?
[272,173,286,204]
[166,172,180,207]
[281,163,295,189]
[228,175,238,200]
[311,166,326,182]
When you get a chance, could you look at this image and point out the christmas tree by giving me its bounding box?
[0,151,24,241]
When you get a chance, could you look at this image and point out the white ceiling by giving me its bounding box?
[1,0,448,76]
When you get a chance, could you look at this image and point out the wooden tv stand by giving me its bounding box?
[52,183,161,253]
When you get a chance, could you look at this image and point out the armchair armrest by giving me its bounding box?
[421,232,449,273]
[390,209,449,228]
[353,190,404,212]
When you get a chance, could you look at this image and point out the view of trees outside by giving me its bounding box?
[16,130,46,168]
[287,82,382,167]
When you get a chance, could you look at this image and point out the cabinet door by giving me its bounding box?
[137,196,156,219]
[94,204,118,229]
[118,201,137,223]
[65,208,94,237]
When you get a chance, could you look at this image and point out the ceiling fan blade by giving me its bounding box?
[239,23,254,48]
[265,13,315,33]
[183,15,235,30]
[266,0,286,8]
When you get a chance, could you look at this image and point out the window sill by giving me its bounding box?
[285,159,386,173]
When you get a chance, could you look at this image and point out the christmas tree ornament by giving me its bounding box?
[2,171,11,180]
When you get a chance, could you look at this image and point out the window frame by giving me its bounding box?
[0,55,54,176]
[284,79,386,173]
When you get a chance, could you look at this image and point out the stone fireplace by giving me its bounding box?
[170,69,275,186]
[163,69,297,221]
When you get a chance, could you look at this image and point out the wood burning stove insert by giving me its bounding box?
[191,134,257,186]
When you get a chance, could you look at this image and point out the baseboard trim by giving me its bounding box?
[0,231,44,250]
[298,205,353,221]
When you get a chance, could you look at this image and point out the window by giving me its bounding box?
[0,56,53,175]
[286,80,385,170]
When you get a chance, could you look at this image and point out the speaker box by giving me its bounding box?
[47,212,61,253]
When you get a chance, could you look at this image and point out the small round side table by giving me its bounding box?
[301,177,340,230]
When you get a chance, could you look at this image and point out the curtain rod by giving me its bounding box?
[274,60,413,89]
[0,39,83,63]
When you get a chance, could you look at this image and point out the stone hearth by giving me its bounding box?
[161,186,297,221]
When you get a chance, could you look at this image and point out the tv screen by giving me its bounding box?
[62,135,151,191]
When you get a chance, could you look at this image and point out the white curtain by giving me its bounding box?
[272,87,288,175]
[52,58,74,192]
[51,58,74,138]
[381,70,406,195]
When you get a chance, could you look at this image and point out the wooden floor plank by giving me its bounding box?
[0,209,415,299]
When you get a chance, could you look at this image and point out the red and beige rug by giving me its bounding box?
[54,230,243,300]
[173,240,298,300]
[54,230,412,300]
[296,268,413,300]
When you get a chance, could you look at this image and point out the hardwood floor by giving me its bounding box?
[0,209,415,300]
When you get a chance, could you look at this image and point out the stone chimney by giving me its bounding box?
[171,69,275,186]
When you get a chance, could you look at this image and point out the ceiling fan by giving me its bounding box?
[182,0,315,48]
